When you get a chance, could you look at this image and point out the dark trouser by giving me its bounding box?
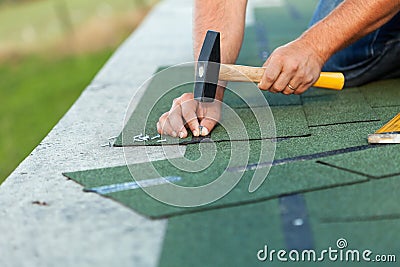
[310,0,400,87]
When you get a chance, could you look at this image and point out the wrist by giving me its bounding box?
[297,29,336,66]
[215,83,226,102]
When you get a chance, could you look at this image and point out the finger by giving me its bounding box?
[198,105,221,136]
[282,78,301,95]
[179,94,199,136]
[160,117,174,137]
[270,71,293,93]
[178,125,188,138]
[258,58,282,91]
[157,122,162,134]
[197,103,205,121]
[282,86,295,95]
[197,100,221,121]
[157,112,169,135]
[167,105,186,138]
[181,103,200,137]
[293,74,316,95]
[170,93,196,138]
[173,92,194,108]
[199,117,219,136]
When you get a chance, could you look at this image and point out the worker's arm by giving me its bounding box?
[157,0,247,138]
[193,0,247,66]
[259,0,400,95]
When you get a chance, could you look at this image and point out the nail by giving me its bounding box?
[134,134,143,139]
[192,130,199,137]
[151,134,161,140]
[171,131,177,137]
[201,127,209,136]
[179,132,185,139]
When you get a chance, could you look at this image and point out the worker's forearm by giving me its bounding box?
[298,0,400,63]
[193,0,247,101]
[193,0,247,62]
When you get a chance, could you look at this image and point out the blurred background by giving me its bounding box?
[0,0,158,184]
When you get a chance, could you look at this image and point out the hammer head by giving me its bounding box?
[193,30,221,102]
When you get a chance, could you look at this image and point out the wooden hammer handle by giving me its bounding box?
[219,64,345,90]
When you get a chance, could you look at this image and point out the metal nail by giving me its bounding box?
[101,142,111,147]
[199,126,203,136]
[151,134,161,140]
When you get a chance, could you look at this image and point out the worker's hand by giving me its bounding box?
[157,92,221,138]
[258,39,325,95]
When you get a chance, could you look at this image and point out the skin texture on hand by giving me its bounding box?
[157,92,222,138]
[258,40,325,95]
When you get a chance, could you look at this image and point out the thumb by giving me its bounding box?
[199,117,219,136]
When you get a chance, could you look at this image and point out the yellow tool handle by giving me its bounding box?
[219,64,345,90]
[313,72,345,90]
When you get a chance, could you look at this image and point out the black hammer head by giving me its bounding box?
[193,30,221,102]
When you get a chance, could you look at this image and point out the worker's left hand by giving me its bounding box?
[258,39,325,95]
[157,92,221,138]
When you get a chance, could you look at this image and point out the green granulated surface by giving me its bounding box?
[254,5,314,50]
[274,121,380,159]
[158,200,284,267]
[302,90,379,126]
[373,106,400,124]
[305,175,400,222]
[159,197,400,267]
[64,140,368,219]
[210,105,310,141]
[318,144,400,178]
[359,79,400,108]
[113,66,194,146]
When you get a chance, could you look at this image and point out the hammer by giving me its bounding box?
[194,30,345,102]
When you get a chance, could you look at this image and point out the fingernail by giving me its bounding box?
[172,131,177,137]
[201,127,209,136]
[192,130,199,137]
[179,132,185,138]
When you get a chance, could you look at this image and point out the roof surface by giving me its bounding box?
[65,1,400,266]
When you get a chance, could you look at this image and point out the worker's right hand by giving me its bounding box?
[157,92,222,138]
[258,38,325,95]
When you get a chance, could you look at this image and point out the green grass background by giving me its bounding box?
[0,0,156,184]
[0,50,113,183]
[0,0,152,48]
